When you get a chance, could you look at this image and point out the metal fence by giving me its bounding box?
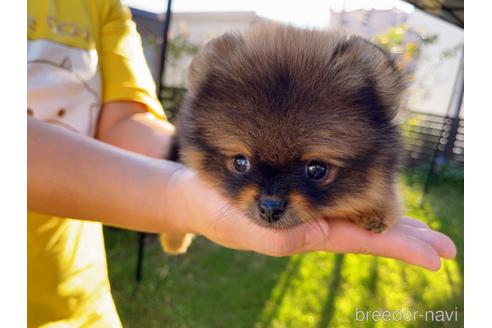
[401,111,464,167]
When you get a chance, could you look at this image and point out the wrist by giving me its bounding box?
[165,166,232,237]
[158,163,199,235]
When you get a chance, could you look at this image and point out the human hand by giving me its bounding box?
[171,169,456,271]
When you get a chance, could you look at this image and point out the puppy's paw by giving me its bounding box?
[360,197,401,233]
[363,219,387,233]
[159,233,194,255]
[357,210,395,233]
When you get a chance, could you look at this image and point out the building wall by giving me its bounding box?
[130,9,260,88]
[330,8,410,37]
[330,8,463,117]
[406,9,463,118]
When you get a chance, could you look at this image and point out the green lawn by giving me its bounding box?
[105,170,463,328]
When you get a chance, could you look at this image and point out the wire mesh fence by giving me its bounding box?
[401,111,464,167]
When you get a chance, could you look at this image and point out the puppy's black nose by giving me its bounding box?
[259,199,287,223]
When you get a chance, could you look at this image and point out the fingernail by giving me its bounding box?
[305,220,329,245]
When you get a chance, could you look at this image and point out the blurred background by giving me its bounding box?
[105,1,464,327]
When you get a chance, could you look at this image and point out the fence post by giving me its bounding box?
[135,0,174,283]
[420,47,463,206]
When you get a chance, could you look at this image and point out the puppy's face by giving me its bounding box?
[177,23,405,229]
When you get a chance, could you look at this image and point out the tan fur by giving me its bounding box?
[159,233,194,255]
[180,148,206,171]
[289,192,320,223]
[234,185,258,211]
[301,149,347,168]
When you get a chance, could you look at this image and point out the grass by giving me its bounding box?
[105,170,463,327]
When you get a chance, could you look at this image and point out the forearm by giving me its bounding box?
[27,118,187,234]
[96,101,175,158]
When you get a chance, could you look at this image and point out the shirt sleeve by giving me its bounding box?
[100,0,166,119]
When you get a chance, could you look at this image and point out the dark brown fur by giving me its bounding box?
[161,22,406,253]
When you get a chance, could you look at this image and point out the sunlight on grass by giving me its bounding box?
[254,180,463,328]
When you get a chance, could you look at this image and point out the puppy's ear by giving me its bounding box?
[186,33,244,94]
[329,34,408,120]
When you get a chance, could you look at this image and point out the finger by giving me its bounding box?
[306,218,442,271]
[398,224,457,259]
[394,235,442,271]
[399,217,429,229]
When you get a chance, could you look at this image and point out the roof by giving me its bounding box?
[403,0,463,28]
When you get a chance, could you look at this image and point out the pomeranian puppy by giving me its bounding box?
[160,22,406,254]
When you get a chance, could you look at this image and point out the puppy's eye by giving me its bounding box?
[306,160,328,180]
[232,155,251,173]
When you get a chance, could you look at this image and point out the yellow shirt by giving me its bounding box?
[27,0,164,326]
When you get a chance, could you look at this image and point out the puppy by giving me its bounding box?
[160,22,406,254]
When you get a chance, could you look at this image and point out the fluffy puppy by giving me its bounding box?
[160,22,406,254]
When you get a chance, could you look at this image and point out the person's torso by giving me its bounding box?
[27,1,122,327]
[28,0,103,136]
